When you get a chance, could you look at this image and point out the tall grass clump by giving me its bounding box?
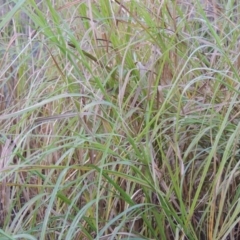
[1,0,240,239]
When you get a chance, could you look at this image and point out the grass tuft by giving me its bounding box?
[1,0,240,239]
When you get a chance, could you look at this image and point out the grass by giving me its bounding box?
[1,0,240,239]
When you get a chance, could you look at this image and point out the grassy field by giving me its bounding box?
[1,0,240,239]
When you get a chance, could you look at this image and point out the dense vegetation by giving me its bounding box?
[1,0,240,239]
